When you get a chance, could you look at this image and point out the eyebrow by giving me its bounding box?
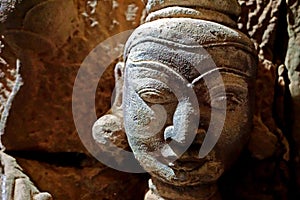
[191,67,221,85]
[190,67,251,86]
[127,59,188,81]
[128,58,251,87]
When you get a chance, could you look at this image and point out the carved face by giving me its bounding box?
[122,19,256,187]
[123,56,254,187]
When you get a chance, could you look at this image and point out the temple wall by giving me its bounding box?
[0,0,299,199]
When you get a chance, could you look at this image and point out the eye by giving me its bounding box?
[138,88,176,104]
[211,95,227,110]
[211,93,242,111]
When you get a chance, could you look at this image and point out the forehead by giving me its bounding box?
[125,58,252,90]
[125,59,250,98]
[125,41,256,83]
[125,43,201,82]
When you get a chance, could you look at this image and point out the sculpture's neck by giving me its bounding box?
[145,178,221,200]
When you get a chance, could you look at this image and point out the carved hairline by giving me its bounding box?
[126,59,254,79]
[144,0,241,18]
[123,19,257,61]
[145,7,237,28]
[123,35,256,78]
[124,35,257,60]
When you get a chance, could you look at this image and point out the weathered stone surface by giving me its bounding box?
[0,1,148,198]
[238,0,283,60]
[221,1,291,199]
[145,0,241,17]
[124,19,256,200]
[237,0,289,160]
[0,151,52,200]
[248,58,289,161]
[285,0,300,195]
[14,156,148,200]
[0,0,297,199]
[144,0,240,28]
[0,0,145,153]
[0,0,21,22]
[95,1,259,199]
[0,41,23,150]
[286,0,300,87]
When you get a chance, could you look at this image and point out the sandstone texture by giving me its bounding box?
[0,151,52,200]
[285,0,300,196]
[1,0,144,153]
[238,0,288,170]
[14,155,148,200]
[0,0,299,199]
[0,0,148,199]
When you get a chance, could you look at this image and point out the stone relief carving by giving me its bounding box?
[285,0,300,192]
[0,0,21,22]
[0,151,52,200]
[0,0,148,199]
[0,0,297,199]
[93,0,257,199]
[0,8,52,199]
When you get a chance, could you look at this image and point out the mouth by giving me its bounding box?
[169,158,207,172]
[164,129,207,171]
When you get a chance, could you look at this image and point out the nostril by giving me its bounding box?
[164,126,175,142]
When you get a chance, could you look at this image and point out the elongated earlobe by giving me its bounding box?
[111,61,124,115]
[92,62,130,161]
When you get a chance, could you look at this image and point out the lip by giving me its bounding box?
[170,158,207,171]
[164,130,207,172]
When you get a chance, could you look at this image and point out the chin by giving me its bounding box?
[150,160,224,186]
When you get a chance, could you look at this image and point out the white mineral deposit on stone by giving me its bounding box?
[90,18,99,27]
[82,0,99,28]
[125,4,138,21]
[0,59,23,149]
[110,19,120,30]
[112,0,119,9]
[81,12,89,17]
[87,0,97,14]
[0,0,21,22]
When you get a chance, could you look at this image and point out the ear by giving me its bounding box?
[92,114,130,153]
[92,62,130,160]
[111,62,124,116]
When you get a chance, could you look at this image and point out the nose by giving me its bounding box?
[164,125,175,142]
[163,124,193,146]
[162,124,198,160]
[164,125,206,141]
[161,97,200,160]
[163,120,198,143]
[162,125,206,159]
[161,125,187,160]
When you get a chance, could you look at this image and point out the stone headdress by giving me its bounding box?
[123,0,257,80]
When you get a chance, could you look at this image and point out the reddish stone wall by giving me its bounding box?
[0,1,148,199]
[0,0,299,199]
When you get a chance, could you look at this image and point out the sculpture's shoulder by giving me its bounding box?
[0,151,52,200]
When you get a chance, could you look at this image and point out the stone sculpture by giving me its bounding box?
[0,0,21,22]
[93,0,257,199]
[1,0,148,199]
[285,0,300,191]
[0,5,52,199]
[0,151,52,200]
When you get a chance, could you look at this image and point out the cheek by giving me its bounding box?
[214,103,251,166]
[123,89,154,140]
[124,97,152,130]
[226,107,251,142]
[123,91,169,151]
